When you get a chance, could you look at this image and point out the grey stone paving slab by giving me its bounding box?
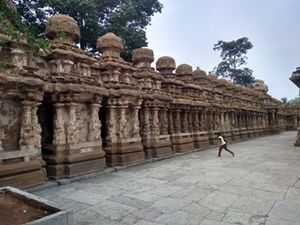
[219,184,284,200]
[89,200,138,220]
[182,202,211,218]
[168,187,211,201]
[199,219,234,225]
[132,207,163,220]
[199,191,240,212]
[134,220,164,225]
[109,194,152,209]
[268,200,300,223]
[73,209,123,225]
[154,211,191,225]
[135,177,168,186]
[205,210,226,221]
[265,218,300,225]
[229,196,275,215]
[43,195,91,213]
[285,187,300,201]
[222,210,267,225]
[59,190,110,205]
[124,191,162,203]
[294,178,300,188]
[30,132,300,225]
[151,197,192,213]
[147,184,183,197]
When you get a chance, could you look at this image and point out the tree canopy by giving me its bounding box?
[13,0,163,60]
[286,97,300,106]
[213,37,255,87]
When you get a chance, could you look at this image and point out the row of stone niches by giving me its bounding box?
[0,95,276,189]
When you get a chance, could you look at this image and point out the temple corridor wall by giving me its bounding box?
[0,14,290,188]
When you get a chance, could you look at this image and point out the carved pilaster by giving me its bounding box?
[188,111,193,133]
[53,103,66,145]
[31,103,42,149]
[106,99,117,142]
[193,111,200,132]
[132,101,142,138]
[88,103,101,142]
[152,107,160,136]
[119,100,128,139]
[161,109,169,135]
[174,109,181,133]
[19,101,33,150]
[168,110,174,134]
[143,107,151,136]
[66,103,78,145]
[182,110,189,133]
[220,111,225,130]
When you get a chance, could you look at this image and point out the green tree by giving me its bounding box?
[213,37,255,87]
[0,1,47,54]
[281,97,288,105]
[13,0,163,60]
[286,97,300,106]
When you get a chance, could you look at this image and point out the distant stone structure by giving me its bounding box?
[289,67,300,145]
[0,13,293,188]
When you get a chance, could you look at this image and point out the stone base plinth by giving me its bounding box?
[43,143,106,179]
[193,134,209,149]
[294,130,300,147]
[143,135,173,159]
[208,132,219,145]
[240,129,248,140]
[0,159,46,189]
[105,139,145,166]
[171,134,194,153]
[231,130,241,141]
[221,130,233,143]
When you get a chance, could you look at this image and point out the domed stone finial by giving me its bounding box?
[97,32,124,58]
[45,14,80,44]
[132,48,154,68]
[176,64,193,81]
[193,67,207,79]
[252,79,268,93]
[156,56,176,75]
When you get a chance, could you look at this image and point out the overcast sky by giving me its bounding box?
[146,0,300,100]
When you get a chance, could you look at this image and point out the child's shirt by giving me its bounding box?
[218,136,226,146]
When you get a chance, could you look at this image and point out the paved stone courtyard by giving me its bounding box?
[31,132,300,225]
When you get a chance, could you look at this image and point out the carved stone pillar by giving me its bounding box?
[53,103,66,145]
[119,101,128,139]
[31,102,42,149]
[88,103,101,142]
[66,103,78,145]
[143,107,151,136]
[188,111,193,133]
[132,102,142,138]
[161,109,169,135]
[106,99,117,143]
[220,111,225,130]
[193,111,200,133]
[201,110,206,131]
[182,110,189,133]
[19,101,33,150]
[152,107,160,136]
[174,110,181,133]
[168,110,174,135]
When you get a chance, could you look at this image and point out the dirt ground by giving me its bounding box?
[0,192,53,225]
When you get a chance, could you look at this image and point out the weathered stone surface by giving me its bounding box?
[0,9,295,190]
[30,132,300,224]
[45,14,80,44]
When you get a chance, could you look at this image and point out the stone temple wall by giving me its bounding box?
[0,14,289,188]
